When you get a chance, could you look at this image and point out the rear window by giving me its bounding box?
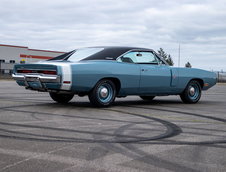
[67,48,104,62]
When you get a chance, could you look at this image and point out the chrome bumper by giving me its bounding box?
[12,74,61,90]
[12,74,60,83]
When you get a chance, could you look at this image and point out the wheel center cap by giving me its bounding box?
[189,87,195,96]
[100,87,108,98]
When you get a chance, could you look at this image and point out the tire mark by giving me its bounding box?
[0,104,182,143]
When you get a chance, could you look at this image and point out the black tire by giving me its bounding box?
[180,80,202,104]
[49,92,74,103]
[140,96,155,101]
[88,80,116,107]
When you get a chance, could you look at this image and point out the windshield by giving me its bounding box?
[67,48,104,62]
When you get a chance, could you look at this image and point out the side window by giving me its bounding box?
[118,51,160,64]
[137,52,159,64]
[118,52,139,63]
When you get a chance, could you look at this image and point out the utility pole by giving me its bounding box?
[178,43,180,67]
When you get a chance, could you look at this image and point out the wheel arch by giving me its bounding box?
[189,78,204,89]
[96,77,121,95]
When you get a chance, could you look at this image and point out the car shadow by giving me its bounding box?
[42,97,217,109]
[48,98,183,109]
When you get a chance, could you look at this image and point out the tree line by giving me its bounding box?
[157,48,192,68]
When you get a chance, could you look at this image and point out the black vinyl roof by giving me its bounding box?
[82,46,152,61]
[49,46,156,61]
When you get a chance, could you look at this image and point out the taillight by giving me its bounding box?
[17,70,33,73]
[17,70,57,75]
[41,71,57,75]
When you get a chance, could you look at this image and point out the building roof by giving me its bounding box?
[0,43,65,54]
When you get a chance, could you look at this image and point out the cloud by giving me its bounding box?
[0,0,225,70]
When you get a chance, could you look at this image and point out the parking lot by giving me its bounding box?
[0,80,226,172]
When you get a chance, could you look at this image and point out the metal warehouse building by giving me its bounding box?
[0,44,65,63]
[0,44,65,75]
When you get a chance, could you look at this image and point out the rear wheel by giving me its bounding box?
[88,80,116,107]
[140,96,155,101]
[180,80,201,104]
[49,92,74,103]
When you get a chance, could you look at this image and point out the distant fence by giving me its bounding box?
[0,62,226,82]
[216,72,226,83]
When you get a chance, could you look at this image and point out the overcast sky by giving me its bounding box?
[0,0,225,70]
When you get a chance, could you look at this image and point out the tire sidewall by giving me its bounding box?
[183,80,201,103]
[90,80,116,107]
[49,92,74,103]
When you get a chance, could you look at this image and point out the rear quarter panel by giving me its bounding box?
[71,60,141,95]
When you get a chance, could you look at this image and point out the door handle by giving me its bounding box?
[141,69,148,72]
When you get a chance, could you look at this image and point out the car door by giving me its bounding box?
[137,51,172,94]
[116,52,141,94]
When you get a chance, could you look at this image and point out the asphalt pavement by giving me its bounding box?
[0,80,226,172]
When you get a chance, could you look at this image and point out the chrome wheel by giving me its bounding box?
[89,80,116,107]
[189,86,195,96]
[99,87,108,99]
[97,84,113,103]
[188,84,200,101]
[180,80,202,104]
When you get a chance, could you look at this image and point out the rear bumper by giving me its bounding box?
[12,73,61,91]
[12,74,60,83]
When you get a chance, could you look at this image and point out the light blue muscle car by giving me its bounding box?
[12,46,217,107]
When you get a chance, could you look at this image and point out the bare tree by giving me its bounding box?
[185,62,192,68]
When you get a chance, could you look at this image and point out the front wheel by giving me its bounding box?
[88,80,116,107]
[180,80,202,104]
[49,92,74,103]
